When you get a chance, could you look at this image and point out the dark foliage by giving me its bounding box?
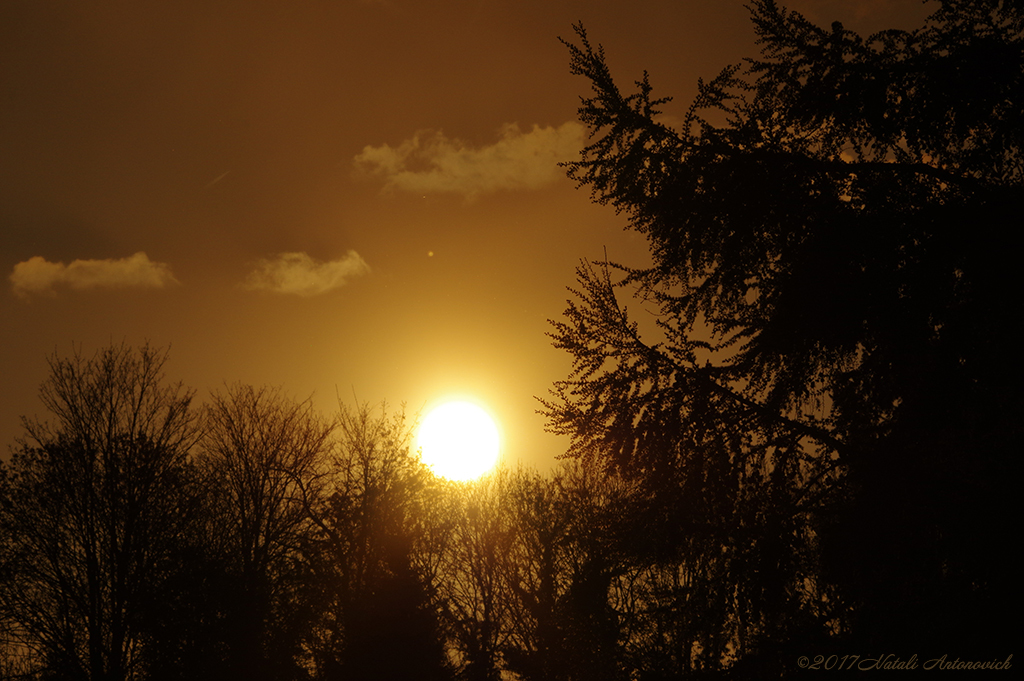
[305,403,454,681]
[543,0,1021,671]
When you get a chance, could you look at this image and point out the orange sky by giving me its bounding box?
[0,0,931,470]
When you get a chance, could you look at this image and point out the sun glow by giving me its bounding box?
[417,401,500,481]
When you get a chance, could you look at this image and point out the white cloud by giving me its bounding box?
[354,121,585,198]
[10,252,179,298]
[243,251,370,296]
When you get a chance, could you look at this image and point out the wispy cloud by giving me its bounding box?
[354,122,584,198]
[243,251,370,296]
[10,252,179,298]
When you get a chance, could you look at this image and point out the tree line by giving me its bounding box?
[0,342,738,681]
[3,0,1018,677]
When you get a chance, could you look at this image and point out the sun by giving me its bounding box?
[417,401,500,481]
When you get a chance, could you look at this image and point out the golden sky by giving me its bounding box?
[0,0,930,470]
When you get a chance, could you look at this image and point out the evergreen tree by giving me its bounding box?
[544,0,1020,669]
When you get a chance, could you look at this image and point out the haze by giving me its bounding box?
[0,0,930,466]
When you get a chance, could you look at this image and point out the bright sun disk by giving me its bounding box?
[417,401,500,481]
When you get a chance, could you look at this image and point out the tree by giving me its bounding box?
[198,383,333,680]
[0,343,203,680]
[434,472,514,681]
[544,0,1020,669]
[498,468,569,681]
[500,461,634,681]
[307,402,453,681]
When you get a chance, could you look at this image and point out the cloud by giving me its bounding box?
[243,251,370,296]
[10,252,179,298]
[354,121,585,198]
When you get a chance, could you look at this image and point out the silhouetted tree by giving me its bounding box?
[199,384,333,681]
[137,502,235,681]
[307,402,453,681]
[0,492,38,680]
[501,462,633,681]
[498,469,568,681]
[545,0,1020,670]
[0,343,202,680]
[434,473,515,681]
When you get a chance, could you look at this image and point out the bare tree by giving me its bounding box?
[0,343,201,681]
[199,383,333,680]
[307,401,453,681]
[434,472,515,681]
[499,461,637,681]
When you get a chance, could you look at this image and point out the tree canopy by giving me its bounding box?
[0,344,203,681]
[544,0,1020,666]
